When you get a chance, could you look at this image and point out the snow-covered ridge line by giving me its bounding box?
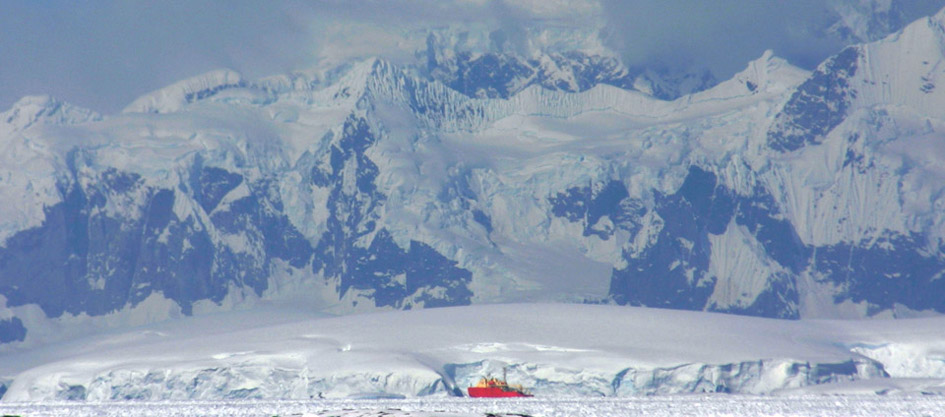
[3,304,945,401]
[852,7,945,118]
[361,50,807,134]
[2,5,945,353]
[111,48,802,137]
[1,95,101,135]
[500,50,808,123]
[123,70,245,114]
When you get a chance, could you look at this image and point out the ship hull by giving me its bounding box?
[467,387,532,397]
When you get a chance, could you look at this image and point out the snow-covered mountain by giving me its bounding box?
[423,32,715,101]
[828,0,938,43]
[2,6,945,350]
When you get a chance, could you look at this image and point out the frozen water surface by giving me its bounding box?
[2,396,944,417]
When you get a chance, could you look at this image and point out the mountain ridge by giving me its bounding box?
[2,8,945,349]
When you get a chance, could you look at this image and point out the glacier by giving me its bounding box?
[2,304,945,401]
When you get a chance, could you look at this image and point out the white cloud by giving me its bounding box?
[0,0,941,114]
[598,0,943,79]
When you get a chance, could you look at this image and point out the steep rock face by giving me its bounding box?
[308,116,472,308]
[3,9,945,345]
[0,155,305,317]
[426,46,716,101]
[426,40,636,100]
[603,167,805,319]
[760,10,945,317]
[0,111,473,322]
[767,47,860,152]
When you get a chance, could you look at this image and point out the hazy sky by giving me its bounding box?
[1,0,942,114]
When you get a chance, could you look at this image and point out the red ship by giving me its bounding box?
[467,368,533,397]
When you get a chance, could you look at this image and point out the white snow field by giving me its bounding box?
[2,396,945,417]
[2,304,945,404]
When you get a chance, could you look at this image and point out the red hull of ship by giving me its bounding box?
[467,387,532,397]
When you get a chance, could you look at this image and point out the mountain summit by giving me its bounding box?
[2,8,945,349]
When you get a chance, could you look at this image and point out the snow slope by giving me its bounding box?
[2,6,945,351]
[2,304,945,401]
